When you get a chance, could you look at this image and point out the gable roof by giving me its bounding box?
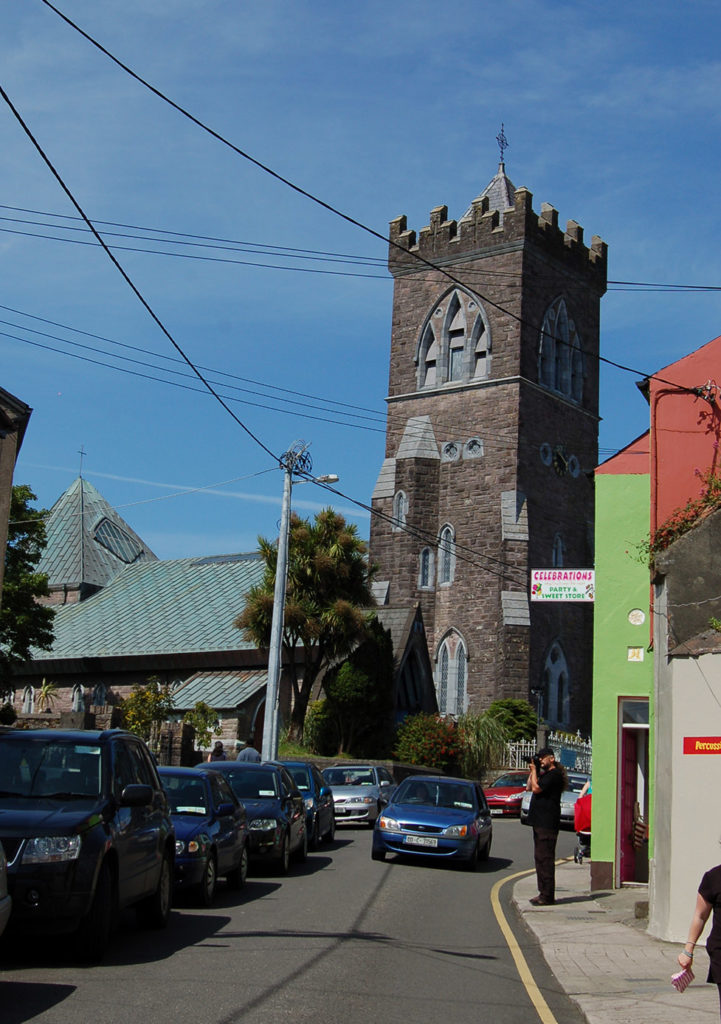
[37,477,157,591]
[30,552,265,661]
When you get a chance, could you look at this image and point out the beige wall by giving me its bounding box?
[649,633,721,940]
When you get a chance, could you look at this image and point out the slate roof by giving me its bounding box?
[30,552,265,660]
[461,161,517,222]
[38,477,157,590]
[171,669,267,710]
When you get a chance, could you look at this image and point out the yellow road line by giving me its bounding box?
[490,860,571,1024]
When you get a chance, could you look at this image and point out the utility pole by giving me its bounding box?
[260,442,337,762]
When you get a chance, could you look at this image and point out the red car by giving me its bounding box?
[485,771,529,817]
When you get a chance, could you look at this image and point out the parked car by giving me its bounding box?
[485,771,529,817]
[158,766,249,905]
[371,775,493,870]
[520,771,590,829]
[274,760,335,848]
[205,762,306,873]
[0,728,174,962]
[322,764,395,827]
[0,842,10,940]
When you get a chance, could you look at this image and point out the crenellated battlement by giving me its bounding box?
[388,186,607,285]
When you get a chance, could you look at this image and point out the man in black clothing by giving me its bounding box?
[527,746,566,906]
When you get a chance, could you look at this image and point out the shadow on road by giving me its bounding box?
[0,981,77,1024]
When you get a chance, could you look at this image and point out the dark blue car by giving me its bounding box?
[205,762,307,874]
[371,775,492,870]
[159,766,248,905]
[274,760,335,848]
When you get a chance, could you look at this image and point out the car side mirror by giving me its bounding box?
[217,802,235,816]
[120,783,153,807]
[319,786,330,797]
[380,779,391,787]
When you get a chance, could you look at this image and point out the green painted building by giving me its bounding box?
[591,434,653,890]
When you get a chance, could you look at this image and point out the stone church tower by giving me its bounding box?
[369,160,607,732]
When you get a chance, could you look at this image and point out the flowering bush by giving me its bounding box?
[646,467,721,565]
[393,713,460,772]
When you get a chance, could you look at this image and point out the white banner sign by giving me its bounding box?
[530,569,595,602]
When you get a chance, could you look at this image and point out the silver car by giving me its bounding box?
[322,765,395,827]
[520,771,590,829]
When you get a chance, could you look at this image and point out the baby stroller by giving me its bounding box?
[573,792,591,863]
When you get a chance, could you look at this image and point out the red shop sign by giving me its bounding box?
[684,737,721,754]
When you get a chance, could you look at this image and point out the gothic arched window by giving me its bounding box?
[552,533,565,568]
[415,289,491,390]
[392,490,408,532]
[538,297,583,404]
[22,686,34,714]
[418,546,434,589]
[92,683,107,707]
[71,685,84,712]
[438,524,456,585]
[540,641,571,729]
[436,632,468,716]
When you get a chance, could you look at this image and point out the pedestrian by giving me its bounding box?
[207,740,227,762]
[527,745,567,906]
[678,863,721,1015]
[235,739,261,762]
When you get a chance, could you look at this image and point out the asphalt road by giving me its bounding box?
[1,819,585,1024]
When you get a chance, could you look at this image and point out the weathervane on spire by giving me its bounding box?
[496,123,508,165]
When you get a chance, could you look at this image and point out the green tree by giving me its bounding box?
[457,711,511,778]
[182,701,220,750]
[121,677,175,742]
[0,485,54,698]
[235,508,374,741]
[486,699,537,741]
[323,618,394,755]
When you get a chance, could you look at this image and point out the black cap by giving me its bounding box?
[537,746,555,758]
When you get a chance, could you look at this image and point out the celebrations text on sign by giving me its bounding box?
[530,569,595,603]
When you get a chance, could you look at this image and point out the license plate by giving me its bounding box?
[490,808,503,816]
[404,834,438,848]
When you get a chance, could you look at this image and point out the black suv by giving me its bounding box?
[0,728,175,961]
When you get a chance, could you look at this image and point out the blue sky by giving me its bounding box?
[2,0,720,558]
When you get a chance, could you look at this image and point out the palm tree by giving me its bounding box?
[236,508,375,741]
[37,678,59,713]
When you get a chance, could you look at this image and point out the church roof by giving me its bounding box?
[30,552,265,661]
[461,162,517,222]
[37,477,157,591]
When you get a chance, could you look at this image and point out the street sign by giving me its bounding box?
[530,569,595,602]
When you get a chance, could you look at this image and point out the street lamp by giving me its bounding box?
[260,442,338,762]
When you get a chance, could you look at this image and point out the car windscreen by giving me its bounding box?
[226,769,279,800]
[0,738,103,801]
[323,768,374,786]
[394,779,476,810]
[490,774,527,788]
[285,766,310,791]
[162,774,209,815]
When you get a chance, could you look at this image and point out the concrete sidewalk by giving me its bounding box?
[513,859,718,1023]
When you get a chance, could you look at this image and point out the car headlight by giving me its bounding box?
[505,794,521,802]
[304,797,314,810]
[22,836,82,863]
[443,822,479,839]
[249,818,278,831]
[352,796,376,805]
[378,815,400,831]
[175,839,205,855]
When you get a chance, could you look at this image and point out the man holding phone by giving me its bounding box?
[527,745,567,906]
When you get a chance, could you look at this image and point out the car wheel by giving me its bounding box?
[226,844,249,889]
[479,835,492,862]
[197,853,217,907]
[463,841,480,872]
[309,816,320,851]
[137,852,172,928]
[321,814,336,845]
[75,860,115,963]
[371,847,386,862]
[294,825,308,864]
[277,832,290,875]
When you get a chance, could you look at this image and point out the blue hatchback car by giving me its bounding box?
[371,775,492,870]
[274,760,335,849]
[159,766,248,905]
